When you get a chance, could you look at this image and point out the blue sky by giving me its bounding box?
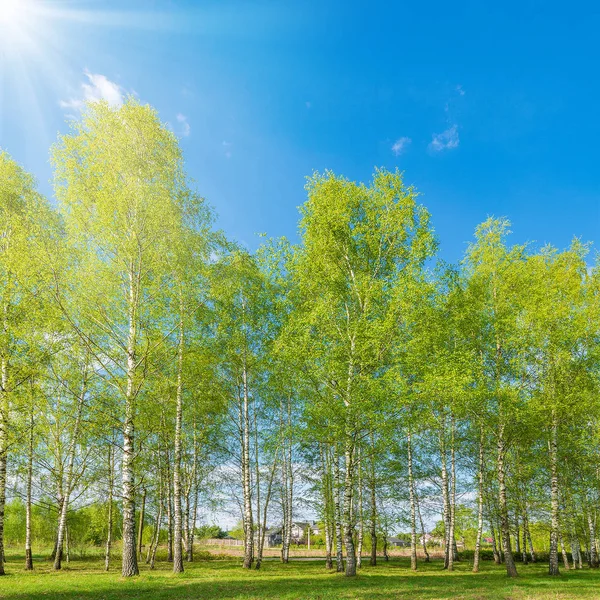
[1,0,599,264]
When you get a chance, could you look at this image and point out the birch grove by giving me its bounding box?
[0,99,599,585]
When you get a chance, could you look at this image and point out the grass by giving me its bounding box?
[1,551,599,599]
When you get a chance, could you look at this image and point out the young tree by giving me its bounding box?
[291,169,435,576]
[52,99,186,576]
[0,152,57,575]
[210,250,275,569]
[463,218,526,578]
[519,243,592,575]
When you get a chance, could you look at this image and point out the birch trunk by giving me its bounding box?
[383,531,389,561]
[104,442,114,571]
[447,415,457,571]
[439,422,450,569]
[166,458,173,562]
[25,385,34,570]
[149,478,164,571]
[369,436,377,567]
[322,444,333,569]
[241,349,254,569]
[526,518,536,563]
[187,499,196,563]
[281,441,293,564]
[496,517,505,562]
[122,269,139,577]
[521,509,528,565]
[0,298,9,576]
[585,538,591,567]
[548,411,560,575]
[147,460,163,565]
[342,336,357,578]
[280,438,289,564]
[416,493,430,562]
[54,363,88,570]
[356,446,364,569]
[490,521,501,564]
[570,531,581,569]
[560,535,570,570]
[148,501,162,568]
[497,423,518,577]
[253,390,261,569]
[407,431,417,571]
[473,428,484,573]
[333,447,344,572]
[137,487,146,563]
[173,290,185,573]
[65,523,69,564]
[255,447,279,570]
[587,510,598,567]
[182,493,189,558]
[280,407,293,564]
[187,425,198,563]
[49,531,58,562]
[324,518,333,569]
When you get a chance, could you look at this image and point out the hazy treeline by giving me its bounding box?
[0,98,598,580]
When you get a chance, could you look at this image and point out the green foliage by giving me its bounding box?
[195,525,226,540]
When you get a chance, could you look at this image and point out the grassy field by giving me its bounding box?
[1,551,599,600]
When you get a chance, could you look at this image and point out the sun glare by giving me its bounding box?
[0,0,60,68]
[0,0,17,23]
[0,0,38,46]
[0,0,28,26]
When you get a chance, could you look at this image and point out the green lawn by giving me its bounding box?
[1,553,599,600]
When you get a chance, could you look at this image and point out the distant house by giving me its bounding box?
[290,521,320,542]
[387,537,409,547]
[265,527,283,547]
[262,521,320,547]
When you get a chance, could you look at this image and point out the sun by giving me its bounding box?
[0,0,29,26]
[0,0,38,43]
[0,0,52,60]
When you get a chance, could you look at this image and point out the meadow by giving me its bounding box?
[1,551,599,600]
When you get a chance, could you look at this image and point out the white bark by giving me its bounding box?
[473,428,484,573]
[407,431,417,571]
[173,290,185,573]
[122,269,139,577]
[104,441,113,571]
[25,385,34,570]
[54,361,88,570]
[241,342,254,569]
[548,411,560,575]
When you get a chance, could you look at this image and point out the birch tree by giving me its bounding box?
[0,152,57,575]
[52,99,185,577]
[211,250,274,569]
[291,169,435,576]
[463,218,526,578]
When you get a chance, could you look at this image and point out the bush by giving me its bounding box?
[195,524,227,540]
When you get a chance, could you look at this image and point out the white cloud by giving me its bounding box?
[176,113,190,137]
[428,125,459,153]
[456,84,465,96]
[391,136,411,156]
[60,70,124,111]
[222,140,232,159]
